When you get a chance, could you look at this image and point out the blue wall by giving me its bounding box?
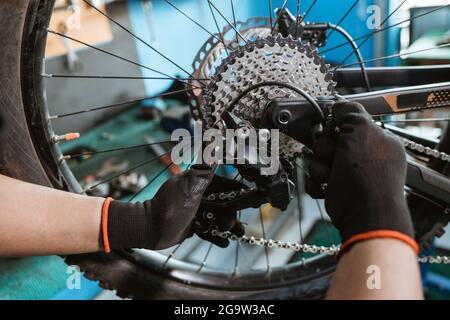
[261,0,377,65]
[128,0,378,95]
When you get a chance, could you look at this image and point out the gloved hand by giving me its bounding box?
[194,175,246,248]
[101,165,215,251]
[306,101,418,255]
[196,211,245,248]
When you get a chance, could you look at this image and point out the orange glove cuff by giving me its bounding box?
[101,197,113,253]
[340,230,419,256]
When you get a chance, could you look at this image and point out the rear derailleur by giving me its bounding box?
[193,136,294,240]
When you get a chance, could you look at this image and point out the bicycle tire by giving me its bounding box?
[1,0,448,299]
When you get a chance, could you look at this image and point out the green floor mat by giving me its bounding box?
[0,256,68,300]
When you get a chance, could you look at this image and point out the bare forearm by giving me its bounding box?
[0,174,104,256]
[326,239,423,300]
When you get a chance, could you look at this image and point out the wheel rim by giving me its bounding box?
[22,0,450,293]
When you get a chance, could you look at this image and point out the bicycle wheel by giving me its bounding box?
[1,0,449,299]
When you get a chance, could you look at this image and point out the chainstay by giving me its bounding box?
[211,230,450,264]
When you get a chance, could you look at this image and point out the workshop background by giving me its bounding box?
[1,0,450,300]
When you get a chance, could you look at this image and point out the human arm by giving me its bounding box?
[0,163,244,256]
[326,238,423,299]
[0,173,103,256]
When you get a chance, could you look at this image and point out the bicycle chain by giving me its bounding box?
[205,188,254,201]
[206,135,450,264]
[211,230,450,264]
[402,137,450,162]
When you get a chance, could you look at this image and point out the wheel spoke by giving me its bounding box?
[268,0,274,32]
[62,139,187,159]
[336,0,408,66]
[128,160,175,202]
[128,148,193,202]
[232,211,241,276]
[82,151,171,193]
[46,29,197,87]
[294,0,301,39]
[335,43,450,69]
[326,0,359,39]
[295,161,306,244]
[50,88,194,119]
[208,0,248,44]
[197,243,214,272]
[43,74,207,81]
[259,207,270,272]
[163,0,233,51]
[163,243,183,268]
[298,0,318,25]
[81,0,199,82]
[294,159,309,264]
[230,0,239,44]
[207,0,230,56]
[328,23,371,91]
[320,4,449,55]
[295,161,310,178]
[315,199,334,245]
[270,0,289,34]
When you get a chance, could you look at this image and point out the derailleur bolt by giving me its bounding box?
[277,109,292,125]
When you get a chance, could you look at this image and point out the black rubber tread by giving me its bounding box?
[64,252,330,300]
[0,0,51,187]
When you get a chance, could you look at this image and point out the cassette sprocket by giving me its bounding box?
[195,35,336,159]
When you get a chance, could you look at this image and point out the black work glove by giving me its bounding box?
[196,211,245,248]
[306,101,417,254]
[194,175,246,248]
[105,165,215,250]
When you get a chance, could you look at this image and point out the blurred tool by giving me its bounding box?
[65,146,95,165]
[100,131,114,141]
[145,136,181,176]
[97,158,129,178]
[110,172,149,198]
[83,175,110,197]
[162,77,191,104]
[57,22,79,71]
[139,98,164,119]
[161,107,193,135]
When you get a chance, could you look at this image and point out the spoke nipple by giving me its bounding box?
[59,155,71,162]
[48,115,58,120]
[52,132,80,143]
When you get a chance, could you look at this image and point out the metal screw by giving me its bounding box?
[277,110,292,125]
